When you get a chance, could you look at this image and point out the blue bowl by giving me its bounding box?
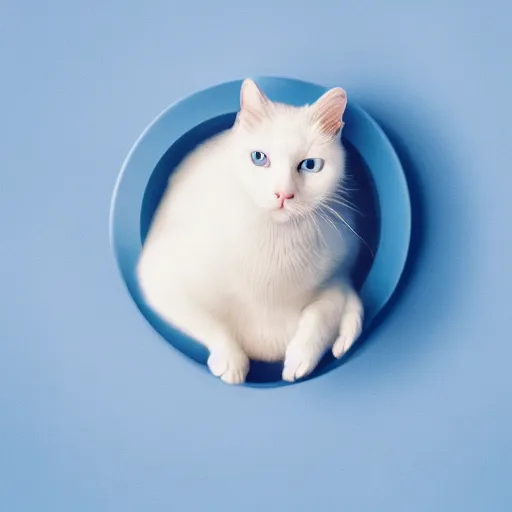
[109,77,411,387]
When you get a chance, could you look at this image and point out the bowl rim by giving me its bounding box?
[109,76,411,387]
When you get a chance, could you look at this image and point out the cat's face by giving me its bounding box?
[230,79,347,223]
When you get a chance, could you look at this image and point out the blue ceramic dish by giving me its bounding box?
[109,77,411,387]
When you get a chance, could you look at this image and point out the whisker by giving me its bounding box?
[335,183,360,195]
[297,208,328,253]
[309,213,328,251]
[333,190,361,209]
[317,210,343,239]
[326,197,362,216]
[331,191,360,208]
[320,203,374,257]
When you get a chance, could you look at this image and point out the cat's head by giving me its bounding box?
[230,79,347,222]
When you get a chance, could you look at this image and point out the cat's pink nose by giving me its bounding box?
[275,192,295,209]
[275,192,295,200]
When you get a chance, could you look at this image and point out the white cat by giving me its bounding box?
[137,79,364,384]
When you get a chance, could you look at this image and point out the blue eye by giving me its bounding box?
[251,151,268,167]
[298,158,324,173]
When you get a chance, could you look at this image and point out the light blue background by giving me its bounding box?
[1,1,511,511]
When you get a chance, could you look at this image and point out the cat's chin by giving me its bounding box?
[269,209,294,223]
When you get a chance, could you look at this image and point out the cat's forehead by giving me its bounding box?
[252,104,319,149]
[269,103,308,129]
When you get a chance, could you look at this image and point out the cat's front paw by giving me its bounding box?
[332,311,363,359]
[207,346,250,385]
[282,341,324,382]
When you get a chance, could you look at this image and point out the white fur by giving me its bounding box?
[137,79,364,384]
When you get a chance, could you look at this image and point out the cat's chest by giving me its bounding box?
[224,225,331,294]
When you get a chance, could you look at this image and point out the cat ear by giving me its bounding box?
[310,88,347,138]
[238,79,270,127]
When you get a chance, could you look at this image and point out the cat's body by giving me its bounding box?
[138,80,363,384]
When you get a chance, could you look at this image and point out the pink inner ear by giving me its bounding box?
[238,79,271,127]
[240,80,268,111]
[321,115,343,136]
[313,88,347,137]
